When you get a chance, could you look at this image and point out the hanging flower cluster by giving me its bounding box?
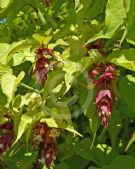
[42,0,51,6]
[34,122,61,168]
[86,40,107,56]
[89,63,117,127]
[0,115,14,154]
[33,45,54,85]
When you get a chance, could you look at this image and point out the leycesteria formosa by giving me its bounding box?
[33,45,54,85]
[0,115,14,154]
[34,122,61,168]
[89,62,117,127]
[42,0,51,6]
[86,40,107,56]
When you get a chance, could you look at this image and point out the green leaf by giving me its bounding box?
[126,25,135,45]
[1,72,24,102]
[109,49,135,71]
[74,138,98,164]
[65,155,88,169]
[14,111,45,144]
[15,112,33,144]
[118,76,135,116]
[76,0,92,27]
[64,73,74,93]
[87,49,102,65]
[0,43,10,64]
[0,63,12,81]
[45,101,82,136]
[63,60,79,92]
[61,48,70,60]
[2,0,28,26]
[66,125,83,137]
[40,117,58,128]
[108,111,122,147]
[85,31,108,45]
[12,52,25,66]
[63,60,78,75]
[68,37,85,61]
[40,116,82,137]
[124,0,130,12]
[4,144,36,169]
[118,76,135,150]
[0,40,26,65]
[6,40,26,64]
[12,48,34,66]
[32,34,52,44]
[86,0,106,20]
[103,155,135,169]
[52,83,63,93]
[16,71,25,85]
[1,74,17,101]
[54,162,69,169]
[0,0,11,8]
[85,0,126,45]
[0,89,7,105]
[127,74,135,83]
[51,1,76,41]
[126,0,135,31]
[43,70,65,99]
[88,167,101,169]
[104,0,126,37]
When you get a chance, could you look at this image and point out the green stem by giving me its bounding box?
[98,128,106,141]
[90,132,96,150]
[20,83,40,93]
[119,27,127,47]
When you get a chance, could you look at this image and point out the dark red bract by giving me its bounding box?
[0,116,14,154]
[36,57,50,69]
[89,63,116,86]
[89,62,117,127]
[96,89,112,103]
[36,46,54,58]
[43,0,51,6]
[86,40,107,56]
[34,123,59,168]
[0,134,12,154]
[34,67,48,85]
[96,89,114,127]
[33,45,54,85]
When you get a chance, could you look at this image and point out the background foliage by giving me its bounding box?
[0,0,135,168]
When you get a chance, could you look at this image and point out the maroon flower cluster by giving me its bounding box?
[34,123,60,168]
[33,45,54,85]
[89,63,116,86]
[89,63,117,127]
[86,40,107,56]
[43,0,51,6]
[0,115,14,154]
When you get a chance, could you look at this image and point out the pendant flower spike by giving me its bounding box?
[96,89,114,127]
[33,45,54,85]
[89,63,117,127]
[0,115,14,154]
[34,122,61,168]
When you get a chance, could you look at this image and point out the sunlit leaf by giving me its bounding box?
[109,49,135,71]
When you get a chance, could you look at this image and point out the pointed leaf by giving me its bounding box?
[104,0,126,37]
[0,0,11,8]
[1,74,17,101]
[14,111,45,144]
[109,49,135,71]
